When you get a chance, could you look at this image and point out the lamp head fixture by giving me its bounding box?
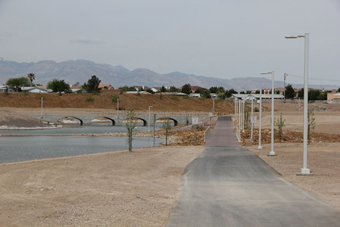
[285,35,305,39]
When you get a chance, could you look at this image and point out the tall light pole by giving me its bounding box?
[286,33,311,175]
[261,71,276,156]
[238,99,241,132]
[242,100,245,133]
[40,97,43,119]
[148,106,153,132]
[257,89,263,149]
[117,98,119,119]
[284,73,288,103]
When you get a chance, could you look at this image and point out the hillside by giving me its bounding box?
[0,93,235,115]
[2,58,338,91]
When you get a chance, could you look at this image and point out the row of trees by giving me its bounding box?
[6,74,339,100]
[47,75,101,95]
[6,75,102,95]
[181,84,238,99]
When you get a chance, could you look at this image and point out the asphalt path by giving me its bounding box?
[167,116,340,227]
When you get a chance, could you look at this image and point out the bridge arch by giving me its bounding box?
[90,116,115,126]
[156,117,178,126]
[123,117,147,126]
[57,116,83,125]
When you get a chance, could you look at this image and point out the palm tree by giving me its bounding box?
[27,73,35,86]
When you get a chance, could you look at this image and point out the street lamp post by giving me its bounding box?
[117,98,119,119]
[242,100,245,133]
[148,106,153,132]
[284,73,288,103]
[257,89,263,149]
[41,97,43,119]
[286,33,311,175]
[251,97,254,142]
[238,99,241,132]
[260,71,276,156]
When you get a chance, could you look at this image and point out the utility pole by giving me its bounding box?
[284,73,287,103]
[117,98,119,119]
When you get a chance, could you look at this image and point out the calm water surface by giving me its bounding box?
[0,125,165,164]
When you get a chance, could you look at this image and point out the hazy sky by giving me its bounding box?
[0,0,339,85]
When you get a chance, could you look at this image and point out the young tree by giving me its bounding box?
[298,88,304,98]
[209,86,218,93]
[47,79,71,96]
[83,75,101,93]
[126,110,137,152]
[162,118,172,146]
[27,73,35,86]
[285,84,296,99]
[225,89,237,98]
[275,113,286,142]
[217,87,225,94]
[169,86,178,92]
[200,90,211,98]
[6,77,30,90]
[308,109,316,144]
[181,84,191,94]
[160,86,167,92]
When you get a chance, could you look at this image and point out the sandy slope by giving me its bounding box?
[0,146,204,226]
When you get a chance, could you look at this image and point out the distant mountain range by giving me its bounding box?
[0,58,337,91]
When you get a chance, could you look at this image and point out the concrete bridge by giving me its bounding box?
[27,110,210,126]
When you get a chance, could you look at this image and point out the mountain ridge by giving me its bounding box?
[0,58,338,91]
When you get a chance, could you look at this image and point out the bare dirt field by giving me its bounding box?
[0,92,234,115]
[0,146,204,227]
[247,143,340,207]
[0,98,340,226]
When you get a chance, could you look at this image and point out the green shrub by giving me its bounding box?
[86,96,94,102]
[183,95,190,99]
[112,95,119,102]
[200,97,206,101]
[254,107,259,112]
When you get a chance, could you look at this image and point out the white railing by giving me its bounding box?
[204,126,211,142]
[24,110,211,117]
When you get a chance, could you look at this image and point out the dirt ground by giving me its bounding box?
[247,143,340,207]
[0,100,340,226]
[0,146,204,227]
[0,92,233,115]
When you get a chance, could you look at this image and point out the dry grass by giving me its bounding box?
[0,93,234,114]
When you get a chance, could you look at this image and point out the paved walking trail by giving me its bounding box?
[167,116,340,227]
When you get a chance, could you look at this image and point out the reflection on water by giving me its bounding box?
[0,136,164,164]
[0,124,164,135]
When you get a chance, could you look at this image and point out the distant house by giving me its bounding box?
[190,86,207,93]
[232,94,284,100]
[276,87,285,95]
[70,85,83,93]
[133,85,149,91]
[126,91,152,95]
[210,93,218,99]
[0,85,16,93]
[151,87,162,93]
[21,87,49,93]
[99,84,114,90]
[189,93,201,98]
[327,93,340,103]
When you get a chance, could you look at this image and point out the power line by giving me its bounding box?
[285,73,340,82]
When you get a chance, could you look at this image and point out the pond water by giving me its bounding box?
[0,136,164,164]
[0,124,163,135]
[0,125,165,164]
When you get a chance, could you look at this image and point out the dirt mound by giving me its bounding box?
[0,110,45,128]
[240,128,340,146]
[0,93,234,114]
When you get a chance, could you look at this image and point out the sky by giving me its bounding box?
[0,0,340,86]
